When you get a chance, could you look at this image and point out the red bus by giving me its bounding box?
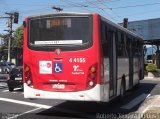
[23,12,144,102]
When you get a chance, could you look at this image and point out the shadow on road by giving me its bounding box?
[16,81,158,119]
[34,82,157,119]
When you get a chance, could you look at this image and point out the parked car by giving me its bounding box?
[7,66,23,92]
[0,61,15,74]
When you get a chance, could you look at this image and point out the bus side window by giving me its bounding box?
[117,32,123,57]
[101,22,108,57]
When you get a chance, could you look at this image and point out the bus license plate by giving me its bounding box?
[15,77,22,81]
[52,84,65,89]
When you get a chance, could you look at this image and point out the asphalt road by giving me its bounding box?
[0,79,159,119]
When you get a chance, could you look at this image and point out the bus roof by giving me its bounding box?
[27,12,92,18]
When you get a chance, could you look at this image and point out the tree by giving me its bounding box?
[11,25,23,65]
[0,25,23,65]
[0,33,9,60]
[12,25,23,49]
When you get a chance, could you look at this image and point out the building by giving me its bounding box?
[125,18,160,67]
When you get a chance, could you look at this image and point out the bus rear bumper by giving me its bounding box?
[24,83,104,102]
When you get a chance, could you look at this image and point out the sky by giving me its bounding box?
[1,0,160,34]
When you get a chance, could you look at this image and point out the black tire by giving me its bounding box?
[139,69,142,80]
[8,86,14,92]
[120,79,126,100]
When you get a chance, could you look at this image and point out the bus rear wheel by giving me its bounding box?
[120,79,126,100]
[8,87,14,92]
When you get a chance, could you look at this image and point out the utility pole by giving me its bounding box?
[1,12,19,62]
[5,12,13,62]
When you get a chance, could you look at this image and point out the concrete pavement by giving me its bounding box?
[138,95,160,119]
[138,77,160,119]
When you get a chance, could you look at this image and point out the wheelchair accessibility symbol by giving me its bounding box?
[54,63,63,73]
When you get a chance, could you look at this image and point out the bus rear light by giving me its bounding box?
[90,66,96,73]
[88,80,95,87]
[26,79,32,85]
[88,73,96,79]
[24,64,33,87]
[24,65,30,72]
[87,64,97,89]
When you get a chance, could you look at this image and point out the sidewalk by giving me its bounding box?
[144,70,160,80]
[138,77,160,119]
[138,95,160,119]
[144,76,160,80]
[144,77,160,81]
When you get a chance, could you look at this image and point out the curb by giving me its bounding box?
[144,77,160,80]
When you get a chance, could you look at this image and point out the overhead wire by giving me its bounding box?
[60,0,93,12]
[95,0,122,21]
[85,0,105,11]
[1,0,160,28]
[83,0,121,22]
[122,8,160,18]
[110,2,160,10]
[60,0,119,22]
[75,0,160,22]
[77,0,123,5]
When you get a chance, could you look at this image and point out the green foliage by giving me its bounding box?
[146,64,157,72]
[0,33,8,47]
[0,25,23,62]
[12,25,23,49]
[0,25,23,49]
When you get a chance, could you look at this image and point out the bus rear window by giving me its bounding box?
[28,16,92,51]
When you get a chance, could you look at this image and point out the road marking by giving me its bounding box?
[146,94,151,98]
[0,97,52,109]
[8,107,42,119]
[0,97,94,119]
[121,93,148,110]
[2,90,8,92]
[0,80,7,83]
[2,88,23,93]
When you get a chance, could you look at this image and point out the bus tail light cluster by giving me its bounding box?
[24,64,33,87]
[87,64,97,89]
